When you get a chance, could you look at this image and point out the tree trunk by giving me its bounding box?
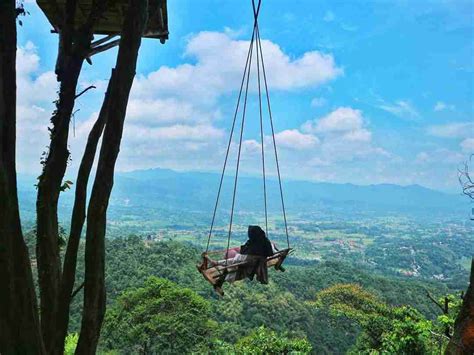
[446,258,474,354]
[36,54,83,353]
[54,70,115,354]
[36,1,106,351]
[0,1,45,353]
[75,0,148,353]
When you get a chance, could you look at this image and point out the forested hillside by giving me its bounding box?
[18,168,473,353]
[26,234,459,354]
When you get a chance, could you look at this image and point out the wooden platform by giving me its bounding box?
[36,0,169,43]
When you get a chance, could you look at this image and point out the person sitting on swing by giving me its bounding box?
[212,225,277,294]
[241,225,275,257]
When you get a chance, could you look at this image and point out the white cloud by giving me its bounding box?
[132,31,342,105]
[118,30,342,171]
[274,129,319,150]
[433,101,454,112]
[272,107,388,168]
[378,100,419,119]
[342,128,372,142]
[415,149,464,164]
[126,124,223,141]
[241,139,262,155]
[310,97,326,108]
[427,122,474,138]
[16,42,58,173]
[126,98,220,125]
[17,42,57,105]
[16,32,342,175]
[302,107,364,134]
[461,138,474,153]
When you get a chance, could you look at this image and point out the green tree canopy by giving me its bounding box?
[315,283,440,354]
[101,277,217,354]
[235,326,312,354]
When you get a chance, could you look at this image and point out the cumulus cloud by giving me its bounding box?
[274,129,319,150]
[16,32,343,174]
[17,42,57,105]
[427,122,474,138]
[132,31,342,105]
[16,42,58,173]
[302,107,364,134]
[117,30,342,171]
[274,107,387,165]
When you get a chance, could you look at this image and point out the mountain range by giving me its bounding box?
[17,168,469,221]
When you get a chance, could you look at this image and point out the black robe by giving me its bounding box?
[240,225,273,257]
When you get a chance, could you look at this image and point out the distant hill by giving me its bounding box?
[17,168,468,221]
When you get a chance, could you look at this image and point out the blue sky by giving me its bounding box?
[16,0,473,191]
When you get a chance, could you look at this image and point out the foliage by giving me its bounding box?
[376,306,435,354]
[314,284,388,320]
[435,293,463,337]
[64,333,78,355]
[101,277,217,354]
[315,283,450,354]
[235,326,312,354]
[59,237,456,354]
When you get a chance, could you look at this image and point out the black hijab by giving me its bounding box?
[240,225,273,257]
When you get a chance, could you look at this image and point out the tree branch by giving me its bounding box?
[458,154,474,200]
[71,282,85,299]
[75,85,96,99]
[426,292,445,313]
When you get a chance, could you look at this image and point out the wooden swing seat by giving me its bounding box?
[197,248,291,287]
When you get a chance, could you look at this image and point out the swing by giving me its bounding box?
[197,0,292,295]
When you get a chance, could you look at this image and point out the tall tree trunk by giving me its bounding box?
[36,1,106,351]
[75,0,148,352]
[0,1,45,353]
[36,53,83,353]
[446,258,474,354]
[54,70,115,354]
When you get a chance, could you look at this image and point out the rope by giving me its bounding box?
[206,0,291,257]
[256,25,290,248]
[205,26,257,253]
[256,24,268,236]
[225,25,256,265]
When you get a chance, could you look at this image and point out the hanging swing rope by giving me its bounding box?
[225,20,257,266]
[205,0,290,255]
[256,14,268,237]
[205,26,257,253]
[256,24,290,249]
